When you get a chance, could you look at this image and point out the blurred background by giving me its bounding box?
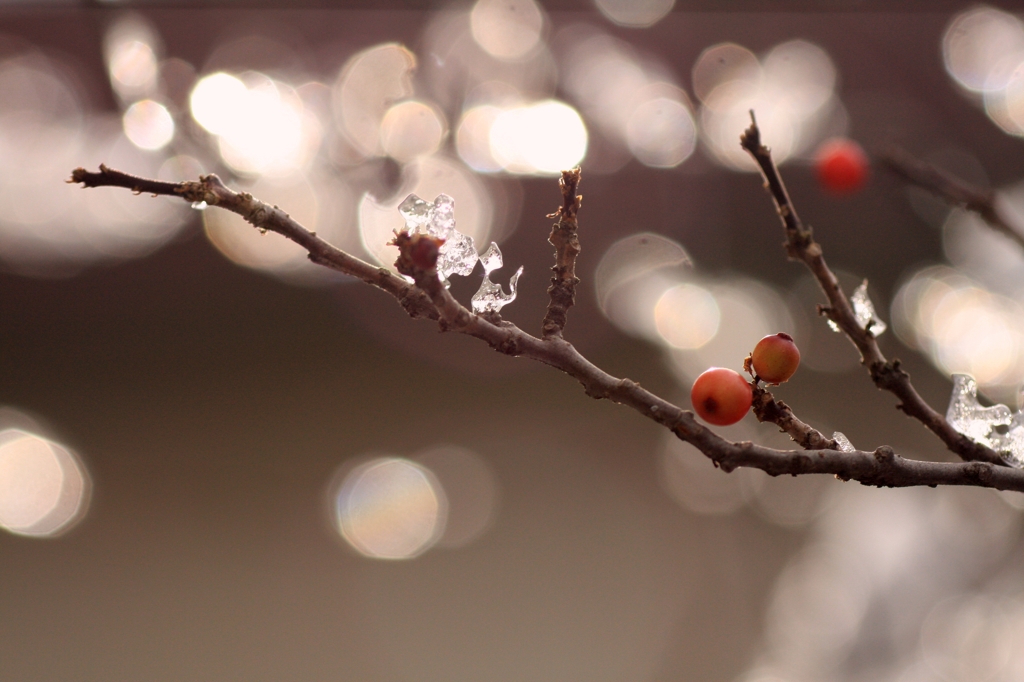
[2,1,1024,680]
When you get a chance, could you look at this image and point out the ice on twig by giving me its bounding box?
[397,194,523,312]
[191,201,208,211]
[398,193,479,287]
[827,280,887,336]
[946,374,1011,444]
[851,281,886,335]
[1004,412,1024,467]
[832,431,855,452]
[946,373,1024,467]
[472,242,523,314]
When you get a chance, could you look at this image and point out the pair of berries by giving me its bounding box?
[690,333,800,426]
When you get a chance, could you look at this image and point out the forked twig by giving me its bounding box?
[69,154,1024,493]
[739,114,1005,466]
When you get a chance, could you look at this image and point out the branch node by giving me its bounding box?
[873,445,896,463]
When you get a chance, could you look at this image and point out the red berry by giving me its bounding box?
[814,138,868,195]
[751,332,801,384]
[691,368,753,426]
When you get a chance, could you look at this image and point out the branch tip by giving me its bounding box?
[543,168,583,338]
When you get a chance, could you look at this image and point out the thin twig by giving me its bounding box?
[542,168,582,338]
[71,164,1024,492]
[751,385,838,451]
[739,114,1005,466]
[70,166,439,321]
[881,146,1024,251]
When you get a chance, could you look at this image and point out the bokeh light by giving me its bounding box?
[122,99,174,150]
[594,0,675,29]
[456,104,505,172]
[0,47,189,276]
[692,43,760,104]
[624,90,697,168]
[469,0,545,61]
[594,233,796,383]
[379,99,446,163]
[595,232,691,340]
[421,8,558,120]
[942,191,1024,298]
[765,541,874,675]
[333,457,447,560]
[653,283,719,350]
[746,484,1022,682]
[191,71,321,176]
[103,14,160,102]
[942,7,1024,136]
[667,278,796,383]
[943,7,1024,93]
[892,265,1024,401]
[415,444,499,548]
[920,595,1013,681]
[190,72,248,135]
[697,39,841,171]
[0,427,90,538]
[560,28,697,170]
[488,100,588,175]
[332,43,417,159]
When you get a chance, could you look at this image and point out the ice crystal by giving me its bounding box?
[398,193,478,287]
[396,194,523,312]
[191,201,208,211]
[946,373,1024,467]
[472,242,523,314]
[832,431,855,453]
[828,280,887,336]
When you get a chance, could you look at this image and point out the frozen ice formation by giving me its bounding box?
[472,242,523,314]
[828,280,887,336]
[397,193,522,313]
[946,373,1024,467]
[399,193,479,287]
[832,431,855,453]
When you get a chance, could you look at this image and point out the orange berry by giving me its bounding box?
[814,138,868,195]
[691,367,753,426]
[751,332,801,384]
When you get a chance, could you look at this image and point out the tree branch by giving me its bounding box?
[880,146,1024,252]
[739,114,1005,466]
[542,167,582,338]
[750,384,838,451]
[70,166,439,321]
[70,163,1024,493]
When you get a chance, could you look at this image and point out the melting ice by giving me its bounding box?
[828,280,887,336]
[946,373,1024,467]
[399,194,478,287]
[832,431,855,453]
[472,242,523,314]
[398,193,522,313]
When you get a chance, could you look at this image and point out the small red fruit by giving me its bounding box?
[691,367,753,426]
[814,138,868,195]
[751,332,801,384]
